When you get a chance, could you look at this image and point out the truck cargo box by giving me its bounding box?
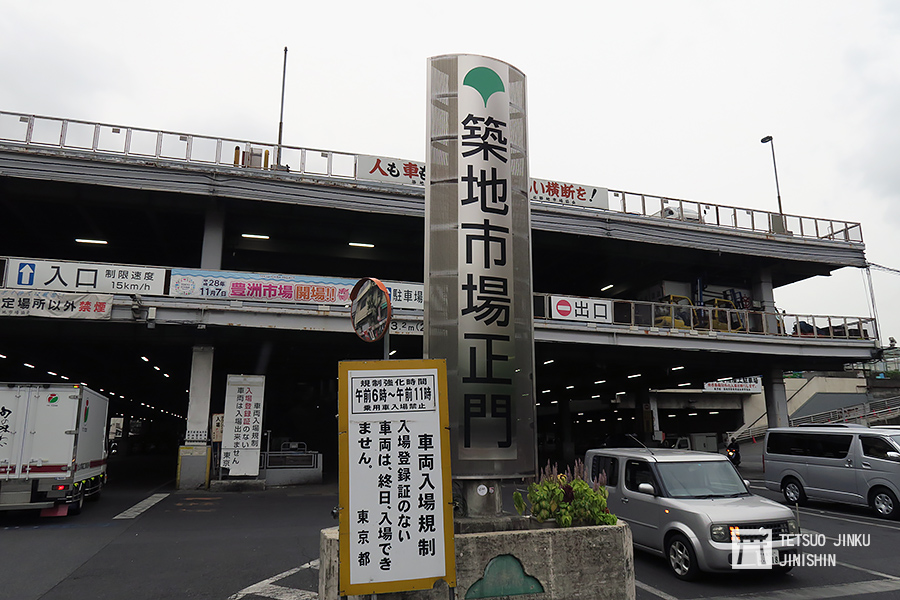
[0,383,108,515]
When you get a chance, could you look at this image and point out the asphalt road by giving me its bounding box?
[0,454,335,600]
[4,445,900,600]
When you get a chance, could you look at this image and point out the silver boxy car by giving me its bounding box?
[585,448,799,580]
[764,425,900,519]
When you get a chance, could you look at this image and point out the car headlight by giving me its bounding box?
[786,519,799,534]
[710,524,730,542]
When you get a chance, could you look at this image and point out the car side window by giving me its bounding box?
[861,436,896,460]
[591,456,619,487]
[624,460,656,493]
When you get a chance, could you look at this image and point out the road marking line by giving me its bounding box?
[694,578,900,600]
[797,508,900,532]
[229,560,319,600]
[113,493,170,520]
[635,579,680,600]
[838,561,900,580]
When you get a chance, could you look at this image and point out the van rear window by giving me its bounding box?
[590,455,618,487]
[767,432,852,458]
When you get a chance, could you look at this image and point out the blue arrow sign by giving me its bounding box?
[17,263,35,286]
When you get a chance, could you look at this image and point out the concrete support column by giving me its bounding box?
[560,397,575,468]
[185,346,215,444]
[201,204,225,270]
[763,367,790,428]
[753,267,780,334]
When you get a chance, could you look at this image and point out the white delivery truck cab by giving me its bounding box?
[0,383,108,516]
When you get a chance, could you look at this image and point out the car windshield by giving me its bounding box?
[890,434,900,450]
[655,460,749,499]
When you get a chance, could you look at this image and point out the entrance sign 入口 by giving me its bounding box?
[338,359,455,596]
[425,54,536,478]
[5,257,166,295]
[221,375,265,477]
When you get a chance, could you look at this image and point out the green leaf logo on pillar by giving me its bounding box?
[47,393,58,404]
[463,67,505,107]
[83,397,89,423]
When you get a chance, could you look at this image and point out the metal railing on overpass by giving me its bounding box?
[731,394,900,443]
[0,110,863,243]
[535,294,877,341]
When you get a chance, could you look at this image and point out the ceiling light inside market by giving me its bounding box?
[689,412,698,416]
[348,242,375,248]
[678,382,691,387]
[47,371,57,375]
[75,238,107,244]
[24,363,34,368]
[627,373,641,379]
[594,380,605,384]
[0,354,6,359]
[710,411,719,415]
[242,233,270,240]
[601,284,614,291]
[141,356,149,362]
[668,414,676,417]
[717,377,732,382]
[566,385,574,389]
[671,366,685,371]
[543,359,554,365]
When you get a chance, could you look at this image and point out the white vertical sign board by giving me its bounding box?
[221,375,265,477]
[338,360,455,596]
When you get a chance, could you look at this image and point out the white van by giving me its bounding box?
[763,425,900,519]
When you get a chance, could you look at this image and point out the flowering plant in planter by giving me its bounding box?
[513,459,617,527]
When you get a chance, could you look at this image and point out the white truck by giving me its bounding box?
[0,383,108,516]
[667,432,718,452]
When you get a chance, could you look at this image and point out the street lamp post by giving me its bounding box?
[761,135,785,233]
[275,47,288,170]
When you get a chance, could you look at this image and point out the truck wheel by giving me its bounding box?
[68,492,84,516]
[782,478,807,505]
[870,487,899,519]
[666,533,700,581]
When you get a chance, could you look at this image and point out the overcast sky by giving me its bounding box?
[3,1,899,343]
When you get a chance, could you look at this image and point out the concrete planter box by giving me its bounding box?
[319,521,634,600]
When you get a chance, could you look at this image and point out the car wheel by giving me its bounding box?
[870,487,899,519]
[666,533,700,581]
[773,562,794,574]
[782,477,807,505]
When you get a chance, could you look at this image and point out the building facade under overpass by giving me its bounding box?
[0,110,879,477]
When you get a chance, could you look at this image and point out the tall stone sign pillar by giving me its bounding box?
[425,55,537,514]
